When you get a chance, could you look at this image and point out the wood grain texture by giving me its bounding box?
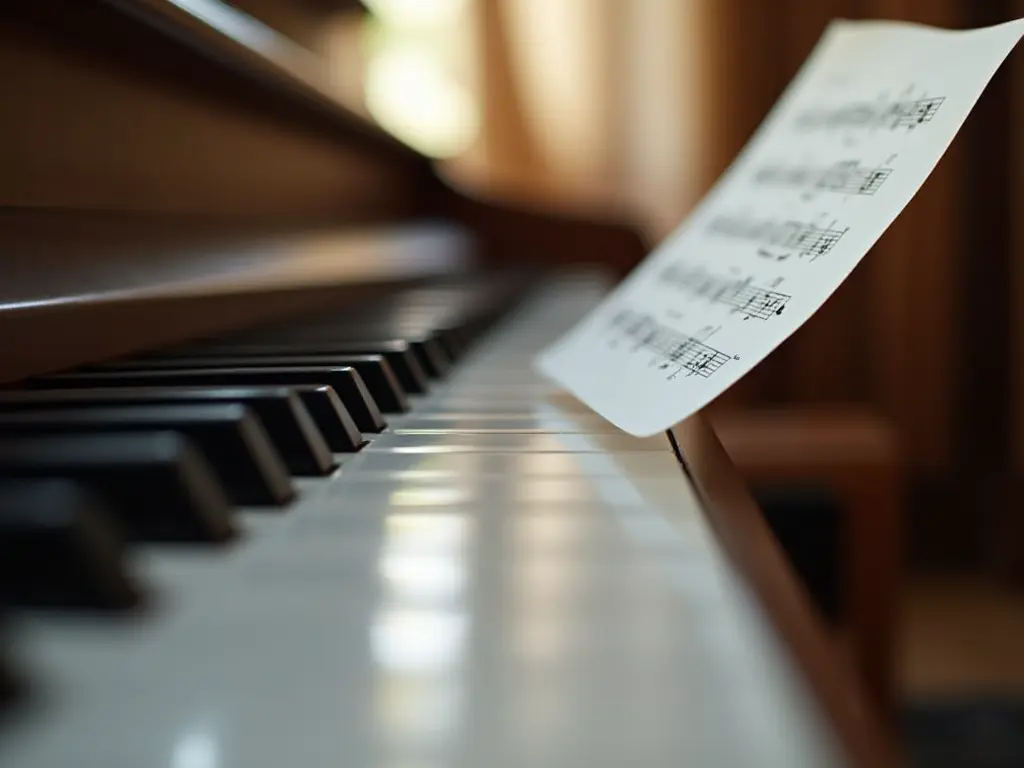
[0,213,471,382]
[442,180,649,276]
[700,0,786,409]
[860,0,961,475]
[710,407,904,719]
[773,0,866,404]
[1016,1,1024,476]
[693,0,1011,566]
[0,1,429,220]
[996,0,1024,578]
[6,0,1012,572]
[671,414,900,767]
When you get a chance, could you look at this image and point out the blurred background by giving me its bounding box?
[225,0,1023,558]
[128,0,1024,761]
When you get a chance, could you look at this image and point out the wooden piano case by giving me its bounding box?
[0,1,895,764]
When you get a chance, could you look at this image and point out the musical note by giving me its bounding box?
[659,265,790,320]
[754,160,892,195]
[796,96,945,131]
[536,21,1024,438]
[708,215,847,259]
[609,309,730,378]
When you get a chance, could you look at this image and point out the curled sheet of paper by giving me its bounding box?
[534,18,1024,437]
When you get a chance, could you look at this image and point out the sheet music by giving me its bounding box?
[535,18,1024,437]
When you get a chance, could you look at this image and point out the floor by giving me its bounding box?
[899,576,1024,768]
[900,576,1024,697]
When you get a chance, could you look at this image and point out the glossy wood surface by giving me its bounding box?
[0,3,897,761]
[1,0,429,220]
[0,212,473,383]
[711,408,903,717]
[0,0,648,384]
[671,415,900,766]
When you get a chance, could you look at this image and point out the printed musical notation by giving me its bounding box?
[708,215,847,259]
[659,264,790,320]
[609,309,731,378]
[754,160,892,195]
[796,96,945,131]
[537,20,1024,438]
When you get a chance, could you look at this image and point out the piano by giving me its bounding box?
[0,1,896,765]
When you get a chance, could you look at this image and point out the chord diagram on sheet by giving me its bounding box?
[659,264,790,320]
[795,96,945,131]
[708,215,847,259]
[609,309,731,378]
[754,160,892,196]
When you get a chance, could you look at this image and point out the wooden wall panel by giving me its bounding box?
[771,0,866,405]
[860,0,962,476]
[698,0,786,409]
[463,0,1023,566]
[1015,0,1024,476]
[187,0,1024,567]
[997,0,1024,577]
[688,0,1015,564]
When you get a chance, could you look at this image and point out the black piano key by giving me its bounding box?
[218,325,450,379]
[404,335,451,378]
[307,370,385,434]
[305,329,451,378]
[291,385,365,451]
[0,614,20,710]
[99,355,409,414]
[0,405,295,507]
[0,432,235,544]
[0,480,142,610]
[272,356,411,414]
[34,368,387,435]
[0,388,334,477]
[336,343,428,394]
[162,341,429,395]
[428,327,463,360]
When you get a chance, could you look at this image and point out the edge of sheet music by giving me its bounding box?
[534,18,1024,437]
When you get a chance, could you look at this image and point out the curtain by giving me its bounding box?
[461,0,1022,570]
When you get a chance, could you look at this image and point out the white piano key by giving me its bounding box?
[1,274,844,768]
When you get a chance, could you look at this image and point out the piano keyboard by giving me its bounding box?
[0,271,844,767]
